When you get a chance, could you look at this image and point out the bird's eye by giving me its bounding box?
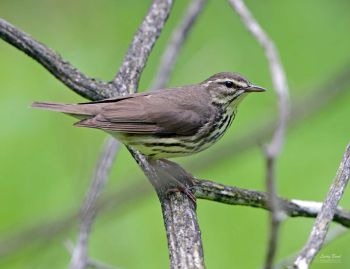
[225,81,234,88]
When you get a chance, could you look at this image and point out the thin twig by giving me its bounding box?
[293,143,350,269]
[0,18,114,100]
[0,180,151,258]
[275,226,348,269]
[66,240,120,269]
[112,0,174,95]
[229,0,289,155]
[229,1,290,267]
[68,138,120,269]
[151,0,207,89]
[264,155,286,269]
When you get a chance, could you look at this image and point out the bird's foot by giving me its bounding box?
[165,186,196,205]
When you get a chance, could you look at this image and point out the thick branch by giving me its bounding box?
[129,152,205,269]
[161,194,204,269]
[293,143,350,268]
[194,179,350,228]
[0,18,114,100]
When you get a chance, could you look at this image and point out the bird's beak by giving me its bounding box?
[244,84,266,92]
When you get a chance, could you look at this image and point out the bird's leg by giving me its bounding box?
[148,158,196,205]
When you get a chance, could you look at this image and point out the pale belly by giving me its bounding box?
[111,111,235,159]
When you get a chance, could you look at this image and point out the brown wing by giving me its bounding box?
[75,89,212,136]
[78,91,150,104]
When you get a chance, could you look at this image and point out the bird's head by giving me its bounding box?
[201,72,266,108]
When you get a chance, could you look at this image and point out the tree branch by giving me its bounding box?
[66,240,119,269]
[194,179,350,228]
[151,0,207,89]
[293,143,350,268]
[112,0,174,95]
[229,1,290,267]
[0,18,114,100]
[229,0,290,156]
[68,138,120,269]
[275,226,348,269]
[129,151,205,269]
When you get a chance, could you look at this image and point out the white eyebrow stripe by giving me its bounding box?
[233,81,248,87]
[208,79,248,87]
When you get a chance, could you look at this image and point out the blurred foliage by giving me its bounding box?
[0,0,350,268]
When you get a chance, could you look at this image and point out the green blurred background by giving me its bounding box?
[1,0,350,268]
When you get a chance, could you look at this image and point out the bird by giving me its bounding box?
[32,72,265,159]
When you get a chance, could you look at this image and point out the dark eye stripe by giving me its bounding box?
[218,81,231,86]
[218,81,237,88]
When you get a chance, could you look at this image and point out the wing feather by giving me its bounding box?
[74,88,213,136]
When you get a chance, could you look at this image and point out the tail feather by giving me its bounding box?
[31,101,99,117]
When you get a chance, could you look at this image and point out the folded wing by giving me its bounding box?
[75,91,210,136]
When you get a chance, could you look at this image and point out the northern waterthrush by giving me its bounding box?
[32,72,265,158]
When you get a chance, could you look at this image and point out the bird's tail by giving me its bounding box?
[31,101,99,118]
